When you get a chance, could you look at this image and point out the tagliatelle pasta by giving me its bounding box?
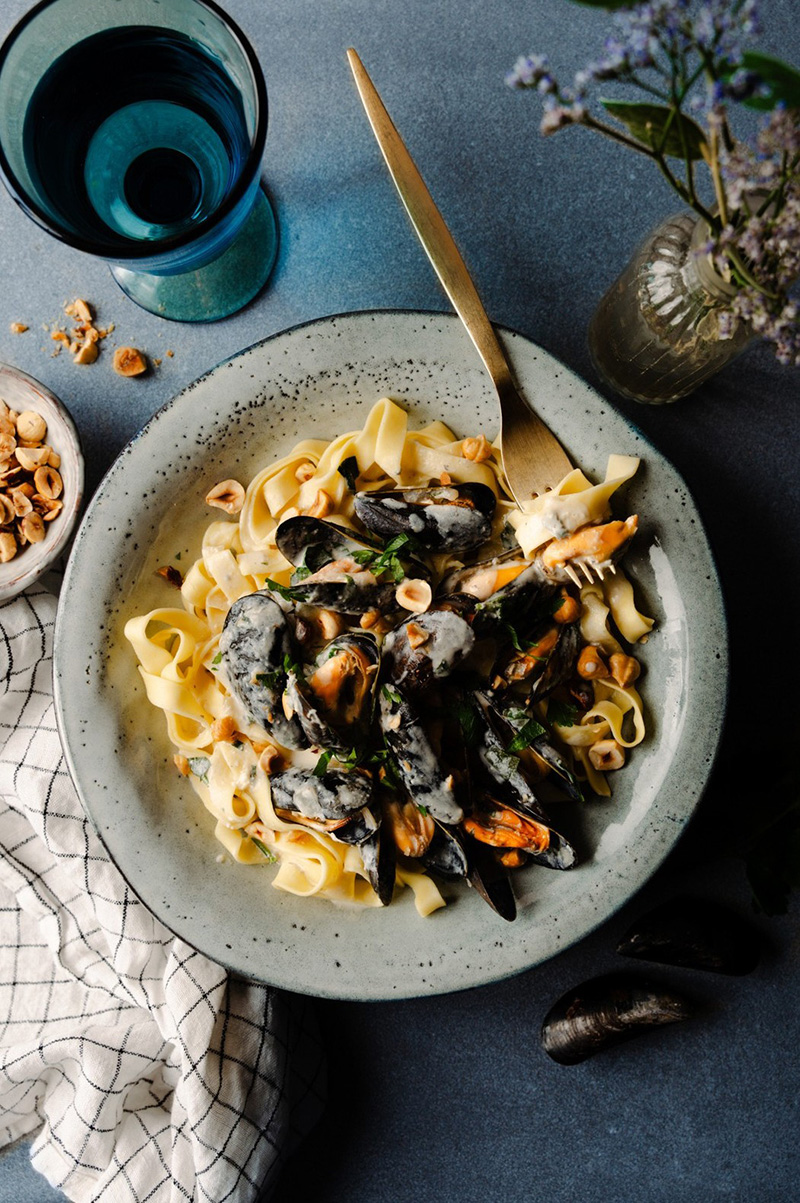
[125,398,653,918]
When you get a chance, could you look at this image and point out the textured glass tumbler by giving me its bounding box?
[0,0,277,322]
[588,212,755,404]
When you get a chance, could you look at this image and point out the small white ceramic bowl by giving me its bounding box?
[0,363,83,601]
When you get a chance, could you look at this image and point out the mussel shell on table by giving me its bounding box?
[354,482,496,553]
[616,898,762,976]
[218,591,307,750]
[540,973,696,1065]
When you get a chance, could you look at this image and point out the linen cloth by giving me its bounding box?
[0,585,325,1202]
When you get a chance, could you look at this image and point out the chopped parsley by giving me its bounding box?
[506,717,548,756]
[210,651,223,671]
[265,577,294,601]
[293,564,312,581]
[250,835,278,864]
[547,699,579,728]
[382,684,402,705]
[313,750,333,777]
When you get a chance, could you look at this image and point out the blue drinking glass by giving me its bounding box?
[0,0,277,322]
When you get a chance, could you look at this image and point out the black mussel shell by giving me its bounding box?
[442,555,556,634]
[421,823,469,880]
[497,701,584,802]
[530,622,581,701]
[616,898,762,976]
[219,591,307,749]
[383,609,475,694]
[464,834,516,922]
[275,515,381,569]
[541,973,695,1065]
[360,813,397,906]
[270,766,373,821]
[378,687,463,824]
[354,482,496,553]
[329,805,379,846]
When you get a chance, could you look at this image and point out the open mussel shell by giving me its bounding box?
[383,609,476,694]
[286,631,380,751]
[541,973,695,1065]
[269,766,373,821]
[354,482,496,553]
[275,515,381,569]
[378,686,463,824]
[360,819,396,906]
[219,591,307,750]
[497,701,584,802]
[616,898,762,976]
[442,553,556,633]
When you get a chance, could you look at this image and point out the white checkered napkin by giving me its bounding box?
[0,586,325,1202]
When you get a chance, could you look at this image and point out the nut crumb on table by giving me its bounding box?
[113,346,148,377]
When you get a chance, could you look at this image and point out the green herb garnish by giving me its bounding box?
[250,835,278,864]
[547,699,579,728]
[293,564,312,581]
[265,577,294,601]
[382,684,402,705]
[506,717,548,756]
[313,750,332,777]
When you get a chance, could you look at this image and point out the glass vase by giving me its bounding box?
[588,211,756,404]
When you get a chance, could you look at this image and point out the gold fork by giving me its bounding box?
[347,48,574,511]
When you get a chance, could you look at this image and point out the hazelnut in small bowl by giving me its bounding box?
[0,363,83,601]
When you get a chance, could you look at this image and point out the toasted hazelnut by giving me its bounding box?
[395,578,433,613]
[174,754,191,777]
[32,495,63,521]
[294,461,317,483]
[156,565,184,589]
[51,331,70,346]
[0,531,17,562]
[16,446,50,471]
[462,434,493,463]
[0,433,15,461]
[211,716,238,742]
[439,471,452,486]
[65,298,93,323]
[47,450,61,469]
[9,322,28,335]
[405,621,431,649]
[15,411,47,443]
[0,496,14,525]
[258,744,283,775]
[317,609,345,641]
[206,479,245,514]
[33,466,63,500]
[577,644,608,680]
[73,339,99,365]
[588,738,626,771]
[360,609,381,630]
[304,489,334,519]
[20,512,45,543]
[9,489,32,517]
[113,346,147,377]
[609,653,641,689]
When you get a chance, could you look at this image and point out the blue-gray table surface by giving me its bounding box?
[0,1,798,1201]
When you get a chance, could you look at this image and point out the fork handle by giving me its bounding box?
[348,48,515,394]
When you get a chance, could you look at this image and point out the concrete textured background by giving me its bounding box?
[0,1,797,1200]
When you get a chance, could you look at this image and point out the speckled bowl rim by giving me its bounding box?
[0,362,83,600]
[53,309,728,1000]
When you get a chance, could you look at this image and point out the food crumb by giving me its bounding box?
[113,346,148,377]
[166,349,174,358]
[9,322,28,334]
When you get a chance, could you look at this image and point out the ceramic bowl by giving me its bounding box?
[53,311,727,1000]
[0,363,83,600]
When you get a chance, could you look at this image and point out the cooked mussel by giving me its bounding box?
[497,702,584,802]
[463,795,576,870]
[539,515,638,581]
[616,898,762,976]
[464,834,517,922]
[285,632,380,751]
[270,766,373,822]
[442,553,557,633]
[382,609,475,694]
[360,817,396,906]
[275,515,429,614]
[354,482,496,553]
[378,686,463,824]
[421,822,469,880]
[219,591,307,749]
[500,620,581,702]
[540,973,695,1065]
